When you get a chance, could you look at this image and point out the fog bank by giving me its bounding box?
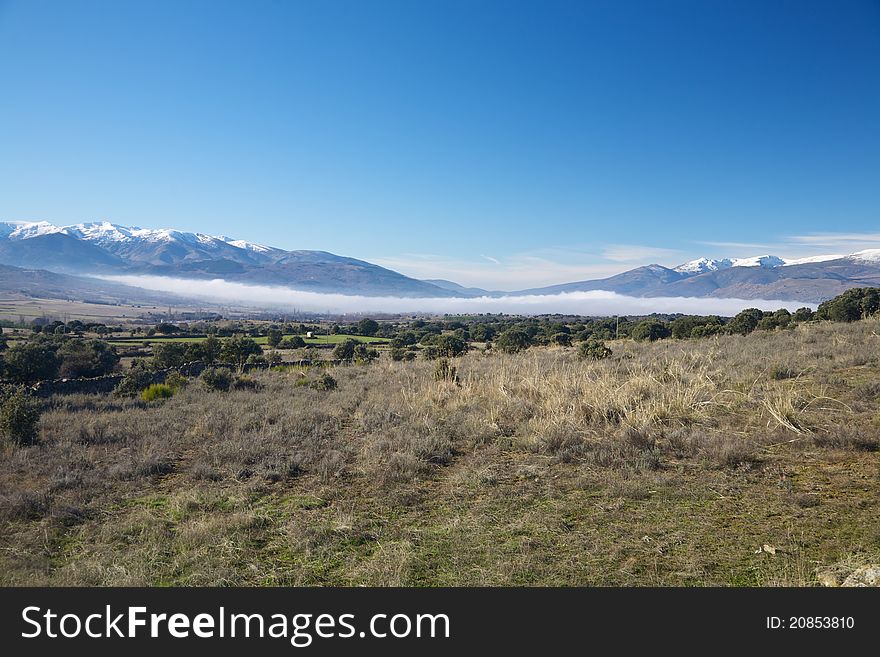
[101,275,815,316]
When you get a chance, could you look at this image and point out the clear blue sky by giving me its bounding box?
[1,0,878,289]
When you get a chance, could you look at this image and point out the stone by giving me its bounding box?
[841,565,880,587]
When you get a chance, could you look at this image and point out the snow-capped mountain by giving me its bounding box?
[674,253,844,273]
[3,219,880,302]
[0,220,459,297]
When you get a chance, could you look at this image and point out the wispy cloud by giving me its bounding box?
[789,232,880,247]
[371,252,625,290]
[696,240,776,251]
[600,244,684,263]
[100,275,813,316]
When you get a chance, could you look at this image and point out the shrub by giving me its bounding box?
[578,338,612,360]
[164,371,187,391]
[309,372,337,391]
[434,334,468,358]
[57,339,120,378]
[221,336,263,369]
[201,367,233,392]
[266,328,283,348]
[356,318,379,336]
[232,374,261,391]
[433,358,459,384]
[114,362,154,397]
[151,342,189,369]
[333,338,359,361]
[631,319,671,341]
[0,385,41,446]
[2,341,60,383]
[770,365,798,380]
[495,328,531,354]
[280,335,306,349]
[354,344,378,364]
[552,332,572,347]
[391,347,417,362]
[816,287,880,323]
[141,383,174,402]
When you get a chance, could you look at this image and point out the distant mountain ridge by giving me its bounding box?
[2,220,880,303]
[0,221,459,298]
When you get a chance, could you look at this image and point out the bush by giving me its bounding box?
[433,358,459,384]
[2,341,60,383]
[578,339,612,360]
[151,342,189,369]
[57,339,120,378]
[354,344,378,364]
[495,328,531,354]
[816,287,880,322]
[390,347,417,361]
[631,319,671,341]
[770,365,798,380]
[201,367,233,392]
[141,383,174,402]
[434,334,468,358]
[164,371,187,391]
[114,362,154,397]
[221,336,263,369]
[333,338,359,361]
[280,336,306,349]
[335,339,377,363]
[232,374,261,391]
[309,372,337,391]
[0,385,41,446]
[266,328,283,348]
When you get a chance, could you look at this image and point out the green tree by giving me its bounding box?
[816,288,880,323]
[631,319,672,341]
[221,336,263,370]
[333,338,359,361]
[793,307,814,322]
[57,339,120,378]
[151,342,189,369]
[0,385,41,446]
[495,328,531,354]
[280,335,306,349]
[434,334,468,358]
[356,318,379,337]
[578,338,612,360]
[267,328,283,348]
[2,341,61,383]
[727,308,764,335]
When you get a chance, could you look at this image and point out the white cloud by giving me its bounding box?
[100,275,813,316]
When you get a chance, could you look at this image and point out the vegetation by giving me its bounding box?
[1,288,880,586]
[141,383,175,403]
[0,385,41,446]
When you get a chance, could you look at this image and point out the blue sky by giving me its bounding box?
[1,0,878,290]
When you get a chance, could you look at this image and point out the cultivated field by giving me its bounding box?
[1,319,878,586]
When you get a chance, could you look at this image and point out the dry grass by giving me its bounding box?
[1,319,878,585]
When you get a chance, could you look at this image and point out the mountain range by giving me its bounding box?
[2,220,880,303]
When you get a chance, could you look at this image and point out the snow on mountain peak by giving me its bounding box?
[0,220,65,240]
[730,255,785,269]
[849,249,880,263]
[674,257,734,274]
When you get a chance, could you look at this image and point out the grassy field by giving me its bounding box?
[1,319,878,586]
[0,296,168,323]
